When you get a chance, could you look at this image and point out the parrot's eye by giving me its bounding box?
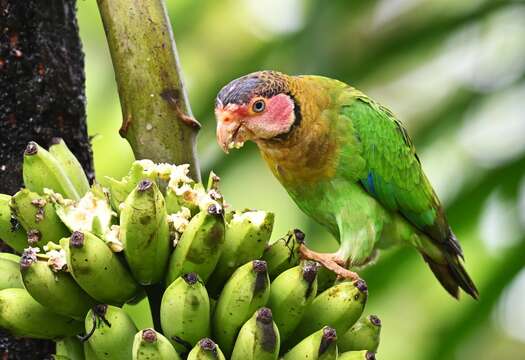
[252,99,266,113]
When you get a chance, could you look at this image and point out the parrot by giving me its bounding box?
[214,70,478,299]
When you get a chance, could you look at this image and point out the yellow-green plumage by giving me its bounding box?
[217,71,478,299]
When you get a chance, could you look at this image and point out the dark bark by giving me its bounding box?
[0,0,91,358]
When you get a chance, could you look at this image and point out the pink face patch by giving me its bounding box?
[246,93,295,139]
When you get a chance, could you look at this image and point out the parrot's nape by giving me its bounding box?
[214,70,478,300]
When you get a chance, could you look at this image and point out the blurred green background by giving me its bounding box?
[77,0,525,359]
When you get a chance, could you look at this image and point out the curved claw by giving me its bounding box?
[299,244,360,281]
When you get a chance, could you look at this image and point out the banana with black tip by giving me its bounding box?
[49,138,91,197]
[22,141,79,200]
[61,231,141,305]
[0,194,27,252]
[0,288,83,339]
[165,205,225,285]
[120,179,170,285]
[231,307,280,360]
[85,304,137,360]
[160,273,210,354]
[339,350,376,360]
[132,328,181,360]
[262,229,305,280]
[267,262,318,345]
[339,315,381,353]
[213,260,271,356]
[187,338,226,360]
[0,252,23,290]
[284,326,338,360]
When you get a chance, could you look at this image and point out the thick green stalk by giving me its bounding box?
[97,0,201,181]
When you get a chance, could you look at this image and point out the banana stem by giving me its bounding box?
[97,0,201,181]
[145,284,164,332]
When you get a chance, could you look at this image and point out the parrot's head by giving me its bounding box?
[215,71,299,153]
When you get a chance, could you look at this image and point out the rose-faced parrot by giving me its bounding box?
[214,71,478,299]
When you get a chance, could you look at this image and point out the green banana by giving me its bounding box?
[0,252,23,289]
[10,189,69,248]
[338,350,376,360]
[213,260,271,356]
[316,265,337,294]
[231,307,280,360]
[165,205,225,286]
[85,304,138,360]
[132,328,181,360]
[187,338,226,360]
[207,210,274,296]
[61,231,141,305]
[283,326,338,360]
[20,248,95,320]
[49,138,91,197]
[267,262,318,345]
[339,315,381,353]
[120,179,170,285]
[22,141,80,200]
[84,342,100,360]
[160,273,210,354]
[0,194,27,252]
[56,337,85,360]
[262,228,305,279]
[289,280,368,347]
[0,288,83,339]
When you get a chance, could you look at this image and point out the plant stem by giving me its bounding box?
[97,0,201,181]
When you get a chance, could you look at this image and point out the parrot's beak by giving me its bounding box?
[215,104,247,154]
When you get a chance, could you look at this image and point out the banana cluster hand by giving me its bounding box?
[0,141,381,359]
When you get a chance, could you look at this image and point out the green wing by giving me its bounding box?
[341,94,457,251]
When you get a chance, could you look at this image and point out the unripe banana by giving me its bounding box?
[160,273,210,354]
[165,205,225,285]
[213,260,271,356]
[339,350,376,360]
[187,338,226,360]
[22,141,80,200]
[11,189,69,248]
[267,262,318,345]
[56,337,85,360]
[207,210,274,296]
[0,194,27,252]
[289,280,368,347]
[61,231,141,305]
[0,288,83,339]
[85,304,138,360]
[84,342,100,360]
[19,249,96,320]
[0,252,23,289]
[49,138,91,197]
[284,326,338,360]
[262,228,305,279]
[339,315,381,353]
[231,307,280,360]
[132,328,181,360]
[120,180,170,285]
[316,265,337,294]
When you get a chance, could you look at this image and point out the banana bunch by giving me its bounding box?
[0,140,382,359]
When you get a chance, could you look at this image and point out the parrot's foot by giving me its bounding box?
[299,244,360,281]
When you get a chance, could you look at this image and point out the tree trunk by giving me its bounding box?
[0,0,91,358]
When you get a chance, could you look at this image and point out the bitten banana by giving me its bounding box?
[0,252,23,289]
[165,205,225,285]
[0,288,83,339]
[11,189,69,248]
[268,262,318,345]
[49,138,91,197]
[290,280,368,347]
[339,315,381,353]
[284,326,338,360]
[85,304,137,360]
[160,273,210,354]
[231,307,280,360]
[120,180,170,285]
[20,249,95,320]
[208,210,274,296]
[262,229,305,279]
[62,231,140,305]
[187,338,226,360]
[338,350,376,360]
[0,194,27,252]
[213,260,271,356]
[132,328,181,360]
[22,141,79,200]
